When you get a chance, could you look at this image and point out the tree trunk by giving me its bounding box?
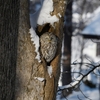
[0,0,67,100]
[0,0,19,100]
[62,0,72,86]
[61,0,72,96]
[16,0,67,100]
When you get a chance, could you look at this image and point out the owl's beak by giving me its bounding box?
[49,38,53,42]
[49,40,52,42]
[49,39,52,43]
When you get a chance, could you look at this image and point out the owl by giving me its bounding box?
[40,32,57,62]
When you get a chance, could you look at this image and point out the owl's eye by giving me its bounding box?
[50,37,52,39]
[51,37,54,40]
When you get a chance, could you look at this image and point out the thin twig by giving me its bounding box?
[79,87,92,100]
[58,62,100,91]
[77,95,82,100]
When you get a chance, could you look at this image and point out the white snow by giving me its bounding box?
[29,0,59,62]
[83,42,97,58]
[67,88,99,100]
[59,75,83,90]
[72,13,80,23]
[34,77,45,82]
[47,65,52,78]
[58,13,62,18]
[29,0,42,62]
[37,0,59,26]
[29,27,41,62]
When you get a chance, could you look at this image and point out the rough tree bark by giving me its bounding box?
[0,0,67,100]
[15,0,67,100]
[0,0,19,100]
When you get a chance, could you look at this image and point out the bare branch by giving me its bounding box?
[78,87,92,100]
[58,62,100,91]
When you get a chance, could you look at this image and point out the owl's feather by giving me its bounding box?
[40,32,57,62]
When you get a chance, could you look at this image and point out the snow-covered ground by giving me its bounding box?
[67,87,99,100]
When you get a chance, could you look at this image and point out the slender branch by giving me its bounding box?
[58,62,100,91]
[78,87,92,100]
[77,95,82,100]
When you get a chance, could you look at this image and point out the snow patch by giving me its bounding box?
[59,75,83,90]
[29,27,41,62]
[37,0,59,26]
[47,65,52,78]
[58,13,62,18]
[34,77,45,82]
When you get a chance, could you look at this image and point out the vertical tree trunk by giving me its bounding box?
[62,0,72,85]
[0,0,67,100]
[0,0,19,100]
[16,0,67,100]
[61,0,72,96]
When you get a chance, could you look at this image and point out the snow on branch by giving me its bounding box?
[37,0,59,26]
[58,62,100,91]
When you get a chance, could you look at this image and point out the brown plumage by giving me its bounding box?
[40,32,57,62]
